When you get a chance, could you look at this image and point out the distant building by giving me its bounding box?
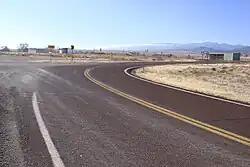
[0,46,10,52]
[224,52,240,61]
[209,52,241,61]
[28,48,50,53]
[59,48,68,54]
[209,53,224,60]
[130,51,140,56]
[18,48,28,52]
[36,48,50,53]
[28,48,37,53]
[126,52,132,56]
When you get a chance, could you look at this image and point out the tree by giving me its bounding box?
[201,51,209,59]
[205,52,210,59]
[0,46,10,52]
[201,51,205,59]
[168,53,173,58]
[18,43,29,52]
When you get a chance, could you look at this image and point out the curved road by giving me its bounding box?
[0,60,250,167]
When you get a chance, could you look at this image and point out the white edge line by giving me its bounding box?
[124,66,250,108]
[32,92,65,167]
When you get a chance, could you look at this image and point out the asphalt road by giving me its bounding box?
[0,57,250,167]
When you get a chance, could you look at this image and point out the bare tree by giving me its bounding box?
[201,51,205,59]
[168,53,173,58]
[205,52,210,59]
[18,43,29,52]
[201,51,209,60]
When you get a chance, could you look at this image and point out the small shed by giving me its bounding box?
[59,48,68,54]
[28,48,37,53]
[209,53,224,60]
[209,52,241,61]
[224,52,241,61]
[36,48,50,53]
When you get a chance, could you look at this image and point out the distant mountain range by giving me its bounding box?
[104,42,250,52]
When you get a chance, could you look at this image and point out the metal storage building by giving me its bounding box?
[224,52,240,61]
[209,52,241,61]
[28,48,37,53]
[59,48,68,54]
[209,53,224,60]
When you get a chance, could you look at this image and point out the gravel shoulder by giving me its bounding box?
[135,63,250,104]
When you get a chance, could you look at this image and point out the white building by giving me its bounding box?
[28,48,37,53]
[59,48,68,54]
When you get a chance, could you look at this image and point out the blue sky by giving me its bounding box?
[1,0,249,49]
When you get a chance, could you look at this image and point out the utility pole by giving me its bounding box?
[50,52,52,62]
[71,45,74,63]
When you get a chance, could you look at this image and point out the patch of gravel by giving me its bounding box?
[0,86,26,167]
[135,63,250,104]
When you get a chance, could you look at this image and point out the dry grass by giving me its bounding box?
[54,53,141,61]
[1,51,201,62]
[241,57,250,61]
[135,63,250,103]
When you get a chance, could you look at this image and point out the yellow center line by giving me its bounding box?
[84,68,250,147]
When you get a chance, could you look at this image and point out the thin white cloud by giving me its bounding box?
[98,43,155,49]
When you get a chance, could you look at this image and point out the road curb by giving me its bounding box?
[124,66,250,108]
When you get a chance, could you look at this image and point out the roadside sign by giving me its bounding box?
[70,45,74,63]
[48,45,55,49]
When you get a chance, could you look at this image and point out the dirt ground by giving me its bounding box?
[1,51,200,62]
[135,63,250,104]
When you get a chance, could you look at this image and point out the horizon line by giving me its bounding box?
[1,41,249,50]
